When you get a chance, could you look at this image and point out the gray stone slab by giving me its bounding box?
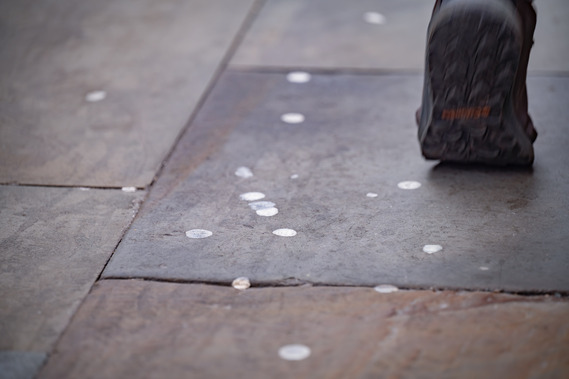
[231,0,569,72]
[0,352,46,379]
[231,0,432,71]
[532,0,569,72]
[0,0,255,187]
[0,186,144,351]
[103,71,569,292]
[39,280,569,379]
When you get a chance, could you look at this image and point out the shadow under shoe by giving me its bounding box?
[416,0,537,166]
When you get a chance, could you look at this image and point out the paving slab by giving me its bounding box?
[532,0,569,72]
[0,186,144,352]
[0,352,46,379]
[40,280,569,379]
[231,0,432,71]
[103,71,569,292]
[0,0,255,187]
[231,0,569,72]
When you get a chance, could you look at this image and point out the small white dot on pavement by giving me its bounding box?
[279,344,311,361]
[281,113,305,124]
[240,192,266,201]
[398,181,422,190]
[235,166,253,178]
[423,245,443,254]
[85,90,106,102]
[374,284,399,293]
[273,228,297,237]
[185,229,213,239]
[364,12,386,25]
[256,207,278,217]
[232,277,251,290]
[287,72,311,83]
[248,201,276,211]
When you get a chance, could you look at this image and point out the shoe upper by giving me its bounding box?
[418,0,537,143]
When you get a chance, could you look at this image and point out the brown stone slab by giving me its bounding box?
[0,0,255,187]
[0,352,46,379]
[102,71,569,292]
[231,0,569,72]
[40,280,569,378]
[0,186,143,352]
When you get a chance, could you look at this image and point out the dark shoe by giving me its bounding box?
[512,0,537,143]
[417,0,537,165]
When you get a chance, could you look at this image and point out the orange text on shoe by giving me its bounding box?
[441,106,491,120]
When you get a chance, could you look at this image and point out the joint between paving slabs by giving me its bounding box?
[96,277,569,298]
[227,65,569,78]
[90,0,267,290]
[0,182,147,190]
[143,0,267,193]
[227,65,425,77]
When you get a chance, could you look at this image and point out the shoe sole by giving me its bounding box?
[419,0,534,165]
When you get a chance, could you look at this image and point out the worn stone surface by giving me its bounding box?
[0,352,46,379]
[231,0,569,72]
[40,280,569,379]
[103,72,569,292]
[232,0,432,71]
[532,0,569,72]
[0,0,255,187]
[0,186,143,352]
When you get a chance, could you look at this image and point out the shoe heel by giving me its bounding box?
[419,0,534,165]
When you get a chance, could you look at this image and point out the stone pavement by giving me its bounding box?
[1,1,568,378]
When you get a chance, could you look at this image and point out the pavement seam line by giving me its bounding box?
[226,64,569,78]
[0,183,144,191]
[38,3,270,371]
[98,277,569,298]
[143,0,267,191]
